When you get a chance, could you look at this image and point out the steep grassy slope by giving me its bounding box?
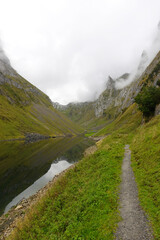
[59,102,95,125]
[95,103,143,136]
[0,71,82,139]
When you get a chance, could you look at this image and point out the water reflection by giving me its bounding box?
[0,137,94,215]
[5,159,72,213]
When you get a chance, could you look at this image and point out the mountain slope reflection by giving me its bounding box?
[5,159,72,213]
[0,136,94,215]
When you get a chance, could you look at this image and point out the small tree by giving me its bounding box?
[135,86,160,117]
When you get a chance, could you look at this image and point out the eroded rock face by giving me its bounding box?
[95,50,160,119]
[0,47,18,77]
[93,22,160,119]
[54,49,160,126]
[94,50,151,118]
[94,75,139,118]
[0,48,10,65]
[136,51,149,78]
[95,76,117,117]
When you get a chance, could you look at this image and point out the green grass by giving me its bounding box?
[95,103,142,136]
[59,102,111,133]
[0,136,90,215]
[0,95,53,139]
[84,132,96,137]
[6,99,160,239]
[130,115,160,239]
[3,69,160,239]
[8,135,125,240]
[93,102,160,239]
[60,102,95,127]
[0,82,83,139]
[84,116,110,132]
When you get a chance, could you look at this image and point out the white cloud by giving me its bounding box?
[0,0,160,104]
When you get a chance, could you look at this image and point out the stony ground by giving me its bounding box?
[115,145,154,240]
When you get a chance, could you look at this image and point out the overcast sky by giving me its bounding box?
[0,0,160,104]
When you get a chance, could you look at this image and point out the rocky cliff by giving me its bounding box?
[55,49,160,130]
[94,50,160,119]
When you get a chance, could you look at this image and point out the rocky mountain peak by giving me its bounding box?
[136,50,149,76]
[106,76,115,89]
[117,73,130,80]
[0,47,10,65]
[0,45,17,76]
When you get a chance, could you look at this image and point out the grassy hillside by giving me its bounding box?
[59,102,100,131]
[8,134,125,240]
[95,103,160,239]
[0,73,83,139]
[58,102,116,135]
[5,94,160,239]
[60,51,160,135]
[95,103,143,136]
[3,51,160,239]
[8,102,160,239]
[131,116,160,239]
[60,102,95,125]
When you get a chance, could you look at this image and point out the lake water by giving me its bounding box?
[0,136,94,215]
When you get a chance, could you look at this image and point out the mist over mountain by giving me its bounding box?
[47,18,160,104]
[0,0,160,104]
[114,21,160,91]
[0,44,15,76]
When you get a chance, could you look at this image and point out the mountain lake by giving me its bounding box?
[0,136,95,215]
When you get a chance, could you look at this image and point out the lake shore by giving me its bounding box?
[0,164,76,240]
[0,139,98,240]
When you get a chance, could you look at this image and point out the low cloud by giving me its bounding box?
[0,0,160,104]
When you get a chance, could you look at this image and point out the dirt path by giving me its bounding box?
[115,145,153,240]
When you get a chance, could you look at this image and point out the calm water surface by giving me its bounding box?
[0,136,94,215]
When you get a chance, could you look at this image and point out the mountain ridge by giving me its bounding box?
[0,47,83,139]
[54,50,160,132]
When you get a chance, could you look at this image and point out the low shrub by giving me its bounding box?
[135,86,160,117]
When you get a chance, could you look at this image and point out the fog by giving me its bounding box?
[0,0,160,104]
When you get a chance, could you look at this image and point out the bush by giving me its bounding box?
[156,79,160,87]
[135,86,160,117]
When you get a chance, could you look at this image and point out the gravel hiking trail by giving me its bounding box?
[115,145,153,240]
